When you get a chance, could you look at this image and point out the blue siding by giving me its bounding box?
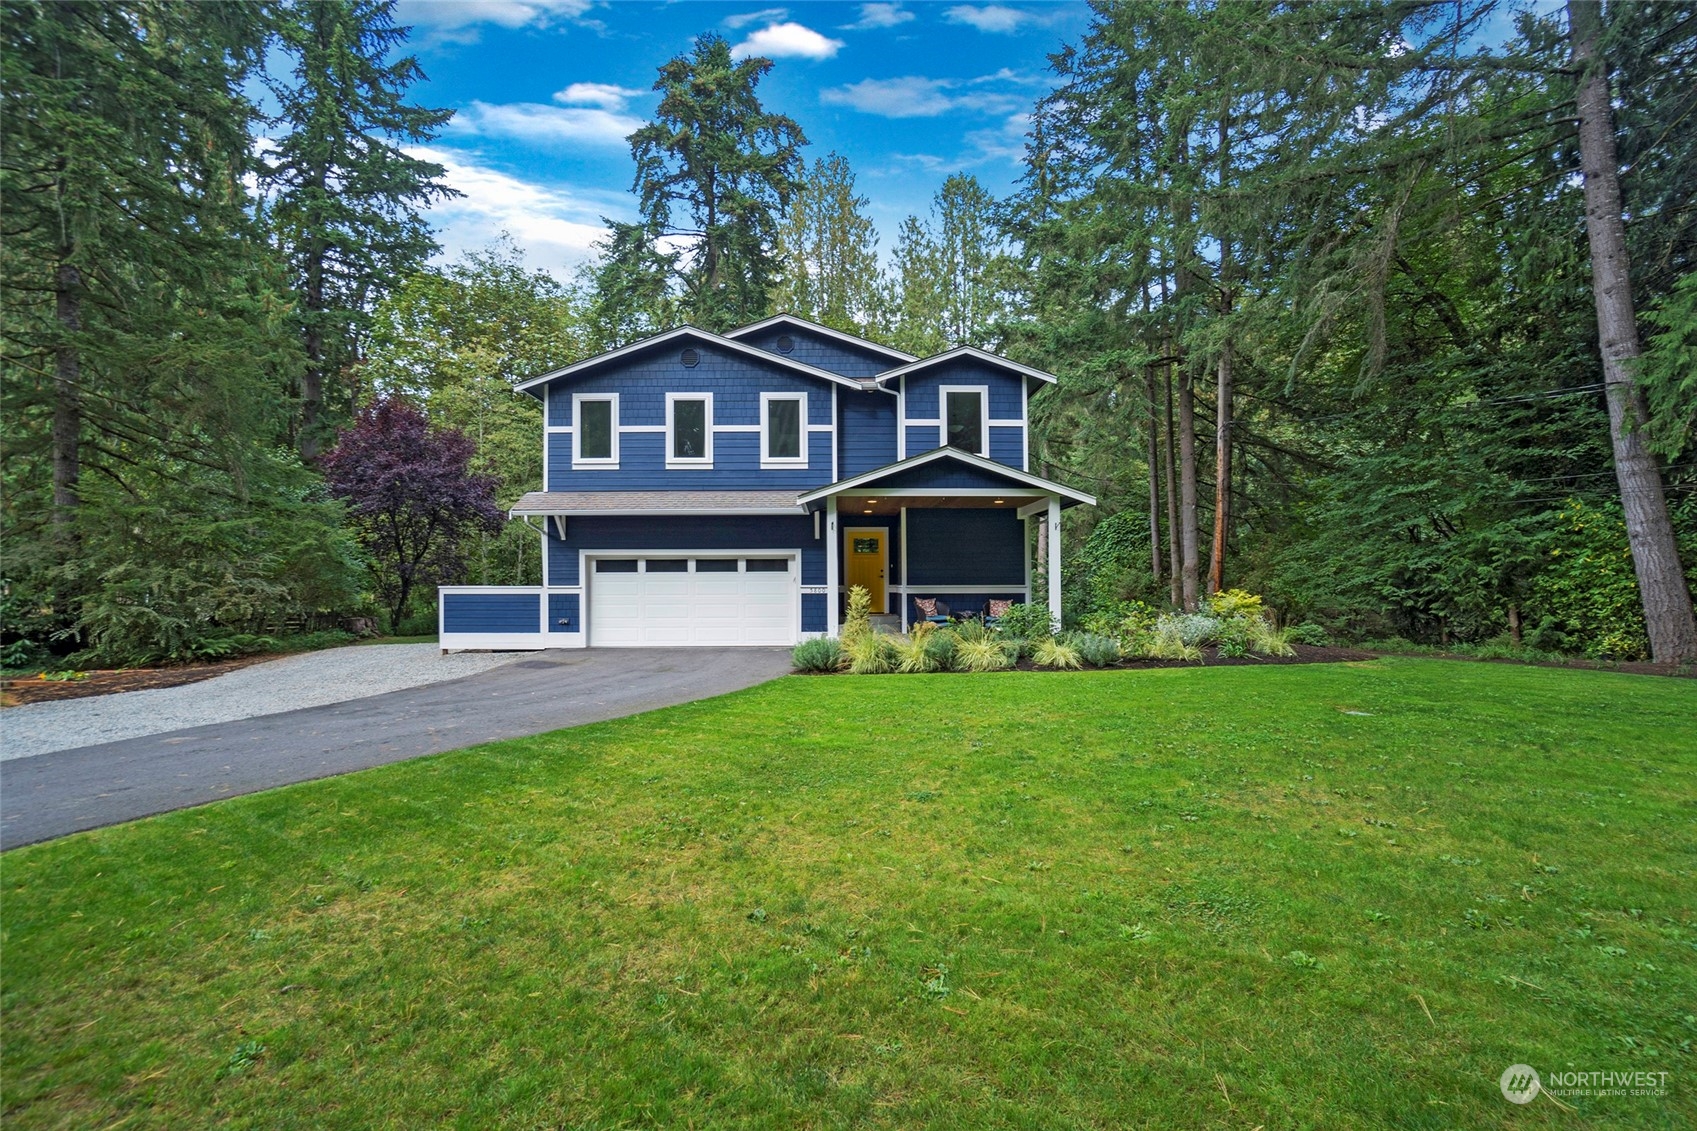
[802,592,826,632]
[839,388,898,476]
[906,425,941,455]
[547,593,580,632]
[738,326,899,379]
[443,592,540,633]
[902,360,1027,469]
[548,514,821,587]
[905,509,1026,586]
[874,460,1033,492]
[538,339,842,491]
[989,426,1026,468]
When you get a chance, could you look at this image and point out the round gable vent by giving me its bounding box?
[775,334,795,354]
[680,347,700,368]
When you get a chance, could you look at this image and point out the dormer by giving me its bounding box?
[872,347,1058,472]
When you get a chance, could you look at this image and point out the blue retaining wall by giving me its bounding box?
[443,592,541,634]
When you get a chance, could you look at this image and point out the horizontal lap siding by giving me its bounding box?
[548,515,822,587]
[443,592,540,633]
[802,593,826,632]
[547,593,580,633]
[904,360,1026,470]
[905,509,1026,586]
[840,389,897,476]
[540,341,839,491]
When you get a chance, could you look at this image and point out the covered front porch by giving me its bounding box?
[798,447,1096,634]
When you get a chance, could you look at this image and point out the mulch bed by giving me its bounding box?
[1,654,279,708]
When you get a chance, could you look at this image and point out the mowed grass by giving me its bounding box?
[4,660,1694,1130]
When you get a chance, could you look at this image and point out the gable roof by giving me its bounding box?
[872,345,1059,389]
[724,313,917,365]
[795,446,1096,508]
[513,325,871,397]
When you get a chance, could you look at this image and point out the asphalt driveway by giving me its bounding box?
[0,647,794,849]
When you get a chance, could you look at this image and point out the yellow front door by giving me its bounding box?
[844,529,886,614]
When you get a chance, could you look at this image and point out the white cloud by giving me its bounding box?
[842,3,913,30]
[944,4,1033,34]
[723,7,788,30]
[395,0,597,44]
[553,82,645,111]
[820,75,1021,119]
[452,100,640,148]
[963,111,1032,164]
[730,21,844,60]
[411,146,621,277]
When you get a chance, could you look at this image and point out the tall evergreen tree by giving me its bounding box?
[771,153,884,334]
[889,215,948,355]
[260,0,456,458]
[621,33,806,332]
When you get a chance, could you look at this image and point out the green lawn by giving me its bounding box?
[4,659,1694,1129]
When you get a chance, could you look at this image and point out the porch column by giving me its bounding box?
[1046,495,1062,627]
[899,506,910,631]
[825,496,840,636]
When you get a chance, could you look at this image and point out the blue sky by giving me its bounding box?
[389,0,1094,280]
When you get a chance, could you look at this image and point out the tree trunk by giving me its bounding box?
[1145,364,1162,584]
[1164,355,1181,607]
[1178,365,1201,610]
[52,261,82,539]
[1568,0,1697,663]
[1209,331,1233,596]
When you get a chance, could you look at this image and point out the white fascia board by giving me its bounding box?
[870,346,1059,388]
[510,506,806,517]
[723,313,918,364]
[794,446,1096,507]
[513,325,870,395]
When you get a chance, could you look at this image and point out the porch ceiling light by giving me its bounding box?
[994,498,1004,504]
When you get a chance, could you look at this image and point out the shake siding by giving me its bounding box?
[875,461,1025,492]
[538,340,840,491]
[905,509,1026,586]
[737,327,894,379]
[902,358,1027,421]
[906,425,941,455]
[802,593,827,632]
[839,388,897,476]
[989,427,1025,468]
[442,592,540,633]
[546,515,822,587]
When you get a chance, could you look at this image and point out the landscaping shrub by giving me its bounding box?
[1248,620,1297,657]
[894,622,948,674]
[845,631,898,674]
[1032,637,1083,670]
[1163,612,1224,646]
[955,637,1015,672]
[841,585,873,646]
[791,637,844,673]
[1287,622,1330,646]
[994,602,1058,640]
[1071,633,1122,667]
[924,627,960,672]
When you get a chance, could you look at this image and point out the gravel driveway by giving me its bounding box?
[1,644,522,761]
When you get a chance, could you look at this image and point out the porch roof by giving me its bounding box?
[795,447,1097,511]
[510,490,806,516]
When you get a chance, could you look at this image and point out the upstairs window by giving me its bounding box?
[761,392,807,467]
[942,387,987,456]
[573,394,618,466]
[667,393,713,466]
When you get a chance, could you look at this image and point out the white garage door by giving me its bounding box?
[588,555,797,647]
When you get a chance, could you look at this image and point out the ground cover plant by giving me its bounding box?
[4,659,1694,1129]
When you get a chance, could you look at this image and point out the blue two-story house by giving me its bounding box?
[438,315,1095,649]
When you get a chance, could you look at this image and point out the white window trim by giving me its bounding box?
[666,391,714,468]
[939,385,989,457]
[572,393,619,468]
[760,391,808,468]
